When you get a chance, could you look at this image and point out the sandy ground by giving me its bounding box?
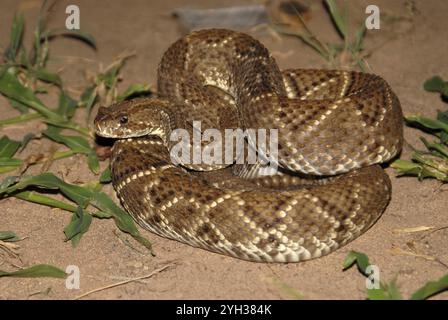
[0,0,447,300]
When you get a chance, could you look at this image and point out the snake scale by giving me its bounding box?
[94,29,403,263]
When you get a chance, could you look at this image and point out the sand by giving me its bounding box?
[0,0,447,300]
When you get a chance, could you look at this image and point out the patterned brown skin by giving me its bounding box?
[94,29,403,262]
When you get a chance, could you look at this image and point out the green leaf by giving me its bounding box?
[0,67,63,121]
[19,47,30,68]
[117,83,152,102]
[1,173,94,207]
[43,118,90,136]
[392,155,448,182]
[0,264,67,279]
[57,90,78,119]
[97,55,134,90]
[421,164,448,181]
[424,76,448,97]
[343,251,404,300]
[87,151,100,174]
[411,274,448,300]
[279,29,329,60]
[31,0,49,67]
[352,22,366,53]
[43,28,96,49]
[0,112,42,126]
[8,98,29,114]
[99,166,112,183]
[1,171,152,252]
[0,136,22,172]
[0,170,151,252]
[405,115,448,134]
[420,138,448,158]
[367,279,403,300]
[343,250,370,276]
[0,231,21,242]
[0,136,21,158]
[0,158,22,166]
[99,70,118,89]
[32,68,62,86]
[64,206,92,246]
[440,131,448,144]
[35,86,48,94]
[437,110,448,125]
[14,190,77,212]
[0,176,19,189]
[80,85,98,120]
[324,0,347,39]
[391,159,422,176]
[43,127,92,154]
[91,191,153,253]
[0,166,19,174]
[4,14,25,61]
[92,211,113,219]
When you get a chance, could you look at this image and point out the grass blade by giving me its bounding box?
[411,274,448,300]
[324,0,347,39]
[0,264,67,279]
[343,250,370,275]
[117,84,151,102]
[423,76,448,97]
[87,151,100,174]
[0,67,63,121]
[43,28,96,49]
[4,14,25,61]
[14,190,77,212]
[353,22,367,53]
[99,166,112,183]
[1,173,93,207]
[0,112,42,126]
[406,115,448,134]
[43,127,92,154]
[0,158,22,166]
[32,67,62,86]
[0,231,21,242]
[0,136,21,158]
[57,90,78,120]
[43,118,91,136]
[391,159,422,176]
[64,206,92,246]
[91,191,153,253]
[8,98,29,114]
[367,279,403,300]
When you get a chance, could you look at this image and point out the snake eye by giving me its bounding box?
[120,115,128,125]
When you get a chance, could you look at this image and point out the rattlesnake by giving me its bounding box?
[94,29,403,263]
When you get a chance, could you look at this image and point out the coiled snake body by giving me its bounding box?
[94,29,403,263]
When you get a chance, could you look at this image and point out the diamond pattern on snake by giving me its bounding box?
[94,29,403,263]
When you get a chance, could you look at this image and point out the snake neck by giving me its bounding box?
[146,108,172,144]
[129,98,187,145]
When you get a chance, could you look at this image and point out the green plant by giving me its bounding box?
[391,76,448,182]
[0,2,153,272]
[272,0,368,71]
[344,251,448,300]
[0,231,66,279]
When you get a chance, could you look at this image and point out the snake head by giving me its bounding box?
[94,98,171,139]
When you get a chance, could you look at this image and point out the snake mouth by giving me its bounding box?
[94,122,153,139]
[94,126,117,138]
[93,108,117,138]
[93,120,126,139]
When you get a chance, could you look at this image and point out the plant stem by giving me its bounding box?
[0,112,42,126]
[14,190,77,212]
